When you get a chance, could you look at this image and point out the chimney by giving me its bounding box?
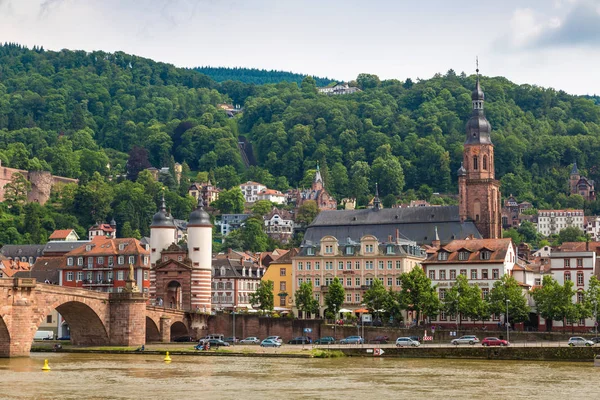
[388,235,392,243]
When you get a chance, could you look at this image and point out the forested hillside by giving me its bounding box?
[194,66,334,86]
[1,43,600,245]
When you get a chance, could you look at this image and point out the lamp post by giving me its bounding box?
[333,303,337,340]
[232,307,236,346]
[595,300,598,336]
[506,299,510,343]
[455,297,459,334]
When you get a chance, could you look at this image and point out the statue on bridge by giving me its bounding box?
[124,263,140,293]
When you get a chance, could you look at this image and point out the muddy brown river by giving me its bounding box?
[0,353,597,399]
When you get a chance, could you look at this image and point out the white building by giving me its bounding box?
[537,209,585,237]
[239,181,267,203]
[585,216,600,241]
[218,214,251,236]
[264,208,294,243]
[318,83,361,96]
[257,189,287,204]
[547,250,596,330]
[422,238,517,327]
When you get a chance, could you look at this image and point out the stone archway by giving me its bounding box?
[146,317,161,342]
[0,316,10,357]
[167,281,182,309]
[43,301,109,346]
[170,321,188,340]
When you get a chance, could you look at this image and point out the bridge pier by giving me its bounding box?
[109,293,147,347]
[1,279,38,357]
[160,316,171,342]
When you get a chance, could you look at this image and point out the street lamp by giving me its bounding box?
[595,300,598,336]
[333,303,337,340]
[232,307,236,346]
[506,299,511,343]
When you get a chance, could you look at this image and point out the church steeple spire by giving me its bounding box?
[465,58,491,145]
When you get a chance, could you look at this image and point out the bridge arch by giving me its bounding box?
[37,299,110,346]
[146,316,161,342]
[170,321,188,340]
[0,315,10,356]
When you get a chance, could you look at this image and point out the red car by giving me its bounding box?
[481,337,509,347]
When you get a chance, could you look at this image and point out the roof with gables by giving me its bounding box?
[423,238,513,264]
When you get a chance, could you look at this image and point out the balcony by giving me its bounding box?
[82,279,114,286]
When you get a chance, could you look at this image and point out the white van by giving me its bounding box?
[34,330,54,340]
[205,334,224,341]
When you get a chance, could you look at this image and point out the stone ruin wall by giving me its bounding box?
[0,165,78,205]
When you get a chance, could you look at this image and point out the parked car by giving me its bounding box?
[265,336,282,343]
[451,335,479,345]
[288,336,312,344]
[590,337,600,344]
[370,335,389,344]
[173,336,194,342]
[56,336,71,341]
[224,337,239,344]
[207,339,230,347]
[314,336,336,345]
[408,336,421,343]
[239,337,260,345]
[261,338,282,347]
[395,337,420,347]
[481,337,509,347]
[568,337,594,347]
[372,319,383,327]
[339,336,364,344]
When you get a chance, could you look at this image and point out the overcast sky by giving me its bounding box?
[1,0,600,94]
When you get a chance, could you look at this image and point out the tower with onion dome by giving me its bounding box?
[187,198,213,311]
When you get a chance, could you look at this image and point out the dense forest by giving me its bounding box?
[1,43,600,246]
[194,66,334,86]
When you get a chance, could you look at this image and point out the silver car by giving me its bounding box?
[396,337,420,347]
[567,337,594,347]
[239,337,260,345]
[451,335,480,345]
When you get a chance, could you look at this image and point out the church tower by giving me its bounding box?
[458,65,501,239]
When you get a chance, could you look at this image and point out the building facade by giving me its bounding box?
[290,165,337,211]
[537,210,584,237]
[188,181,220,206]
[59,236,151,293]
[219,213,251,236]
[239,181,267,203]
[211,257,264,311]
[569,162,595,201]
[264,207,295,243]
[262,249,296,311]
[257,188,287,204]
[293,235,426,318]
[88,220,117,240]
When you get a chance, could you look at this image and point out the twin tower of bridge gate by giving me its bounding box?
[0,278,207,357]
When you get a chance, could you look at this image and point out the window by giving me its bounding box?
[483,155,488,170]
[577,272,584,286]
[315,293,320,302]
[280,297,286,307]
[325,277,332,286]
[458,251,469,261]
[325,245,333,254]
[355,261,361,270]
[564,259,570,268]
[96,271,103,282]
[365,278,373,286]
[346,278,352,287]
[438,252,448,261]
[365,244,374,253]
[387,261,392,269]
[471,270,477,280]
[129,256,135,265]
[396,277,401,286]
[280,268,286,276]
[118,256,124,265]
[346,293,352,302]
[298,278,304,286]
[77,257,83,266]
[108,256,114,266]
[338,262,344,270]
[439,289,446,300]
[66,272,74,281]
[450,270,456,279]
[482,269,488,279]
[97,256,104,265]
[356,277,361,286]
[117,271,124,281]
[306,262,311,270]
[355,293,361,303]
[429,270,435,280]
[315,278,320,287]
[345,247,354,255]
[439,270,446,280]
[460,269,467,276]
[86,271,92,280]
[565,272,571,281]
[365,261,373,270]
[576,258,583,268]
[387,277,392,286]
[347,261,352,270]
[193,247,199,252]
[307,248,314,256]
[482,288,489,299]
[577,292,584,303]
[87,257,93,268]
[480,251,490,260]
[396,261,401,269]
[163,256,168,262]
[325,262,333,270]
[107,271,113,280]
[378,261,384,270]
[439,311,447,321]
[386,245,394,255]
[315,262,320,270]
[473,155,478,170]
[298,262,303,271]
[67,257,73,266]
[492,269,499,279]
[534,278,541,286]
[76,271,83,281]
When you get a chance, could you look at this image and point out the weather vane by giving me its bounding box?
[476,56,479,75]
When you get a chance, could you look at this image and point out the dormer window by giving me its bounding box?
[346,246,354,255]
[119,244,125,251]
[438,251,448,261]
[220,267,226,276]
[458,251,469,261]
[365,244,374,253]
[386,245,394,255]
[307,247,314,256]
[86,245,92,251]
[480,251,491,260]
[325,245,333,254]
[67,257,73,266]
[77,257,83,266]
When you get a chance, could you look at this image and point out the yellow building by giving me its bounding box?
[262,248,297,311]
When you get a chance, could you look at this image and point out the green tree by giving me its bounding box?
[532,275,576,332]
[4,172,30,210]
[362,278,389,322]
[399,267,441,322]
[585,276,600,333]
[296,200,320,226]
[251,200,273,217]
[213,165,240,189]
[250,280,274,312]
[370,155,405,197]
[295,281,319,318]
[324,277,345,319]
[557,227,586,244]
[240,217,269,252]
[212,187,245,214]
[488,274,530,323]
[444,274,486,328]
[502,229,522,246]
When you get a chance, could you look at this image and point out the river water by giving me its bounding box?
[0,353,597,400]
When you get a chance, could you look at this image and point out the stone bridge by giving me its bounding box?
[0,278,208,357]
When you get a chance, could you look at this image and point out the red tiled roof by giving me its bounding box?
[422,238,513,264]
[65,236,148,257]
[89,224,115,233]
[558,242,600,252]
[0,259,31,277]
[49,229,77,240]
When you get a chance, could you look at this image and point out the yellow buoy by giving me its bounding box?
[164,351,172,362]
[42,359,51,371]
